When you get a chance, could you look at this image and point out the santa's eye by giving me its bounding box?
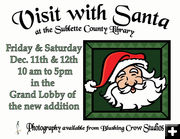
[131,73,136,76]
[120,75,125,78]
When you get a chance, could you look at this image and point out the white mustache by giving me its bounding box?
[119,81,146,94]
[135,82,146,90]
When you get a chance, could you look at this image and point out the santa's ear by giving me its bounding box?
[85,81,97,92]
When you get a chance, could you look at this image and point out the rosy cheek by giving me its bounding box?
[118,80,126,88]
[136,77,143,84]
[116,77,120,83]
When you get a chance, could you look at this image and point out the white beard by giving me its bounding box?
[104,78,166,109]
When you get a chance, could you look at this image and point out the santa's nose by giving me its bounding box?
[125,77,136,87]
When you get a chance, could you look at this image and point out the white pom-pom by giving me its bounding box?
[85,81,97,92]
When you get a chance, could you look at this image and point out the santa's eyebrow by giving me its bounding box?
[118,71,126,76]
[130,68,138,74]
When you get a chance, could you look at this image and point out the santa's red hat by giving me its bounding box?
[85,52,148,92]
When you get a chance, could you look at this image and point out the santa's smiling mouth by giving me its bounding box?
[131,86,136,93]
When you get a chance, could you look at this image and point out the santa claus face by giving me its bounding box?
[116,65,143,93]
[104,65,166,109]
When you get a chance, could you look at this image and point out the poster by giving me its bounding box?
[0,0,179,138]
